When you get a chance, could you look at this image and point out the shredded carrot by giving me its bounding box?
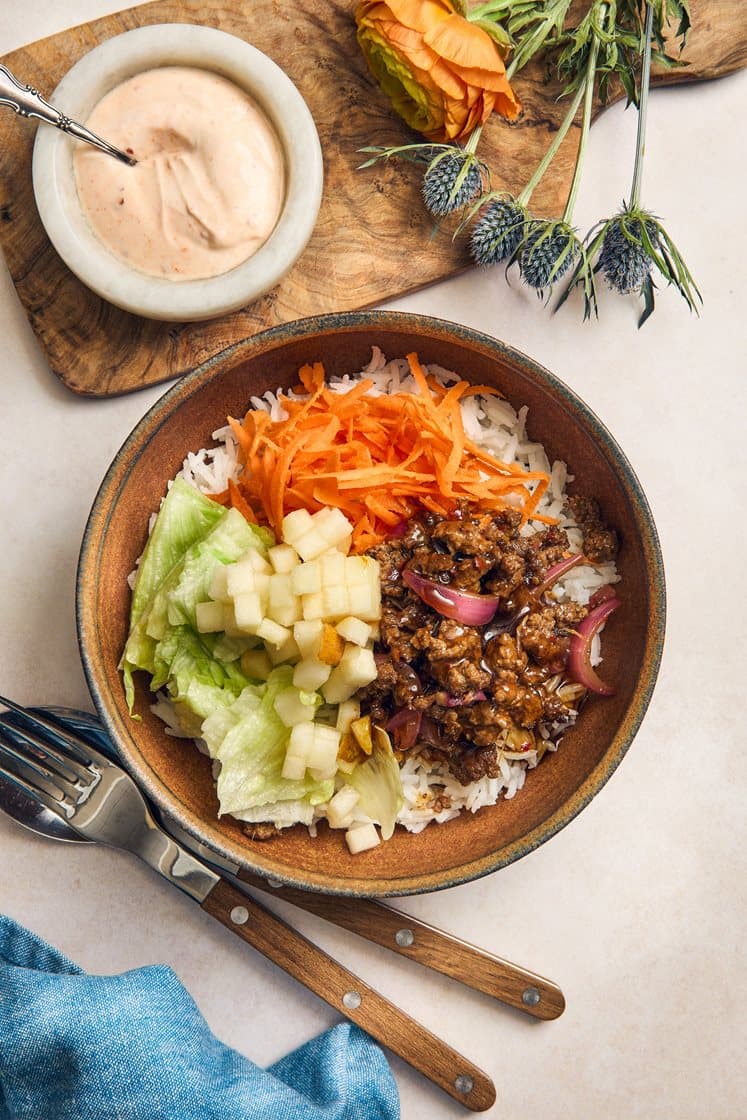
[221,354,553,549]
[227,477,257,524]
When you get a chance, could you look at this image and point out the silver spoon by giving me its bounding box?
[0,704,565,1020]
[0,63,137,166]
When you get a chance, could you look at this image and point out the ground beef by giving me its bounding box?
[566,495,619,564]
[362,501,616,786]
[243,822,280,841]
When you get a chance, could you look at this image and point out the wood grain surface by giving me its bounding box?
[0,0,744,398]
[240,870,567,1019]
[202,877,497,1111]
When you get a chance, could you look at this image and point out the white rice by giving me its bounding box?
[171,348,619,833]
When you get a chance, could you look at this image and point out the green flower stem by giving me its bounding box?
[630,1,654,208]
[561,14,603,223]
[464,125,483,155]
[516,79,586,207]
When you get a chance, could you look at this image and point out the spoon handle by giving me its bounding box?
[241,873,565,1020]
[203,877,496,1112]
[0,63,136,166]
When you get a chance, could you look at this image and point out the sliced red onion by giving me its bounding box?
[402,569,501,625]
[438,690,487,707]
[385,708,422,751]
[535,553,585,598]
[418,714,444,749]
[589,583,618,608]
[567,597,620,696]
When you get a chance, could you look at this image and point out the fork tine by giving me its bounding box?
[0,713,95,786]
[0,697,105,775]
[0,732,75,818]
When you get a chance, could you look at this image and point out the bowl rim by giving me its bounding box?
[76,310,666,896]
[32,23,324,322]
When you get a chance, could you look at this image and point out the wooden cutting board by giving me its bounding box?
[1,0,745,397]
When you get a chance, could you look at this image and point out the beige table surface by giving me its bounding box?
[1,4,746,1118]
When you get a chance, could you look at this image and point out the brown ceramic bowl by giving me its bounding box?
[77,311,665,897]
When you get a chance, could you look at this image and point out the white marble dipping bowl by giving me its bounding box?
[32,24,324,322]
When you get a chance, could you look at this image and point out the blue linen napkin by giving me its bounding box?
[0,915,399,1120]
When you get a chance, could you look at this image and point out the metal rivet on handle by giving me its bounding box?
[230,906,249,925]
[342,990,362,1010]
[395,927,415,947]
[522,986,541,1006]
[455,1074,474,1095]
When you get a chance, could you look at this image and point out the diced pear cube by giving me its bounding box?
[334,534,352,555]
[247,549,272,575]
[232,591,263,631]
[269,572,293,603]
[253,572,271,602]
[345,822,381,854]
[266,632,301,665]
[314,507,354,550]
[320,550,346,587]
[240,648,274,680]
[307,724,341,780]
[293,619,324,658]
[226,560,256,598]
[195,599,226,634]
[287,720,316,758]
[290,560,321,596]
[322,645,377,704]
[343,555,370,586]
[274,686,319,727]
[292,528,329,562]
[326,785,360,829]
[269,595,302,631]
[314,723,340,751]
[282,508,315,547]
[256,618,291,648]
[222,602,245,638]
[335,699,361,735]
[335,616,372,646]
[208,564,231,602]
[346,581,381,621]
[321,585,350,619]
[281,753,307,781]
[268,543,300,573]
[268,577,291,604]
[267,573,302,627]
[293,657,332,691]
[301,592,325,620]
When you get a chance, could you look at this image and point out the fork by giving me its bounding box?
[0,698,495,1112]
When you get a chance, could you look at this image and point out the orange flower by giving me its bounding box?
[355,0,520,143]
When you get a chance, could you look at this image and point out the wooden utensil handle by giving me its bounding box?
[242,874,565,1020]
[202,877,496,1112]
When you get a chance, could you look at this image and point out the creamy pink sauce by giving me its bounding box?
[73,66,286,281]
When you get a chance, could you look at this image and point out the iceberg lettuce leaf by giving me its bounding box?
[347,729,404,840]
[121,488,268,712]
[202,668,334,817]
[166,507,269,629]
[130,479,225,627]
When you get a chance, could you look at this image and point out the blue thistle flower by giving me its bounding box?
[469,198,527,266]
[519,220,580,291]
[422,151,483,217]
[597,210,660,293]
